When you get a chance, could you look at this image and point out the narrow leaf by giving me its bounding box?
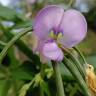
[62,56,90,96]
[0,27,32,64]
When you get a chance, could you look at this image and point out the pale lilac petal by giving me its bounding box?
[40,53,50,64]
[42,42,64,61]
[59,9,87,48]
[33,5,64,40]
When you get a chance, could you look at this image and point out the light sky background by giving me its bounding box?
[0,0,93,12]
[0,0,10,6]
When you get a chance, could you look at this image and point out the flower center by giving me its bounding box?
[49,31,63,40]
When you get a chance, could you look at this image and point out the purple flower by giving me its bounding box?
[33,5,87,61]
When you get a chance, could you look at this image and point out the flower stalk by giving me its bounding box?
[52,61,65,96]
[40,64,45,96]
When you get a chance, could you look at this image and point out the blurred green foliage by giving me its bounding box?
[0,0,96,96]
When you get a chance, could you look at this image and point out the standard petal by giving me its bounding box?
[59,9,87,48]
[33,5,64,40]
[42,42,64,61]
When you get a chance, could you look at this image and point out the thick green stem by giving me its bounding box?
[52,61,65,96]
[40,64,45,78]
[40,64,45,96]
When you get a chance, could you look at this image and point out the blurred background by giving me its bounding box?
[0,0,96,96]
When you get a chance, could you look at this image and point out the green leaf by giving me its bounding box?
[40,81,51,96]
[63,49,85,80]
[60,64,74,81]
[62,56,90,96]
[0,5,16,20]
[73,47,87,65]
[0,27,32,64]
[12,65,33,80]
[1,25,41,64]
[0,5,26,21]
[0,79,11,96]
[19,80,34,96]
[8,47,20,68]
[14,20,32,29]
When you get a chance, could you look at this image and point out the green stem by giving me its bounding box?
[67,0,75,8]
[40,64,45,78]
[69,84,78,96]
[40,88,44,96]
[40,64,45,96]
[2,79,11,96]
[0,41,6,46]
[12,80,18,96]
[52,61,65,96]
[0,27,32,64]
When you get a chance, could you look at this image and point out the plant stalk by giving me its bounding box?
[40,64,45,96]
[52,61,65,96]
